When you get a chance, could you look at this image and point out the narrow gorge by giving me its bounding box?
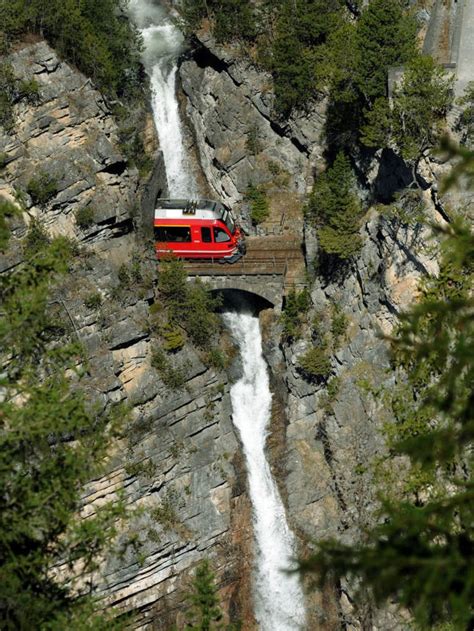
[1,1,473,630]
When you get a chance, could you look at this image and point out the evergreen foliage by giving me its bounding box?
[245,185,269,225]
[354,0,416,104]
[457,81,474,145]
[182,559,239,630]
[363,56,454,162]
[300,217,474,629]
[179,0,256,42]
[280,287,311,341]
[0,222,125,629]
[271,0,342,115]
[0,0,142,98]
[306,152,363,260]
[157,259,221,348]
[27,172,59,207]
[0,197,17,250]
[297,346,331,380]
[0,61,40,129]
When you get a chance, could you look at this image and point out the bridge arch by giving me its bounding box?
[191,275,284,310]
[210,288,275,313]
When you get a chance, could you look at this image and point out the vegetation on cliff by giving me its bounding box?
[301,207,474,628]
[306,152,363,260]
[0,0,142,98]
[0,219,126,629]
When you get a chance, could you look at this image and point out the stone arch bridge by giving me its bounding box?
[183,236,306,310]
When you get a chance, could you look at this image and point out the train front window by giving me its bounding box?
[154,226,191,242]
[214,227,231,243]
[220,208,235,233]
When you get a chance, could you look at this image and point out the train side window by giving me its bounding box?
[201,227,212,243]
[214,227,230,243]
[154,226,191,242]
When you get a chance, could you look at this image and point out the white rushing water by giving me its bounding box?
[224,312,306,631]
[128,0,198,197]
[128,2,306,626]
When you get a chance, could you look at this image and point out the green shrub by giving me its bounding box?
[84,292,102,310]
[26,172,58,207]
[75,206,95,230]
[297,346,332,380]
[151,347,187,389]
[18,78,40,104]
[0,197,18,251]
[306,152,363,260]
[205,348,226,370]
[246,125,262,155]
[281,287,311,340]
[158,259,221,348]
[0,151,8,169]
[246,184,270,225]
[331,305,348,347]
[24,220,50,256]
[161,323,185,352]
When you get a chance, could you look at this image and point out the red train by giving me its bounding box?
[154,199,246,262]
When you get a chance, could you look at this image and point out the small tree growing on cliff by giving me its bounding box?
[306,152,363,260]
[182,560,239,631]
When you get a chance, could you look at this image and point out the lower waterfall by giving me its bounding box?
[224,312,306,631]
[128,1,306,626]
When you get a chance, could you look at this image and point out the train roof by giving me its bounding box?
[154,198,227,222]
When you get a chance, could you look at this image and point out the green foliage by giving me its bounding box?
[161,323,185,352]
[280,287,311,341]
[151,347,187,389]
[205,348,226,370]
[331,304,348,347]
[245,184,270,225]
[245,125,262,155]
[26,172,59,207]
[118,125,153,178]
[24,219,51,256]
[300,218,474,629]
[271,0,342,116]
[183,560,230,631]
[354,0,416,104]
[178,0,257,42]
[75,206,95,230]
[84,292,102,310]
[158,259,221,348]
[297,346,332,380]
[0,225,125,628]
[364,56,454,161]
[392,56,454,161]
[306,152,363,260]
[150,488,181,530]
[0,196,18,250]
[457,81,474,146]
[0,0,142,98]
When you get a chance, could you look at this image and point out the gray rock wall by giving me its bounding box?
[0,41,254,630]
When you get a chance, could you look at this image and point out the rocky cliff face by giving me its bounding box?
[0,41,255,630]
[178,32,452,630]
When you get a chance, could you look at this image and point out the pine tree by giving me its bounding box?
[183,561,224,631]
[354,0,416,104]
[306,152,363,259]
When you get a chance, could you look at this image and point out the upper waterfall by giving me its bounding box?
[128,0,198,197]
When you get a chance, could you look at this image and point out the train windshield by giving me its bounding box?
[219,208,235,233]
